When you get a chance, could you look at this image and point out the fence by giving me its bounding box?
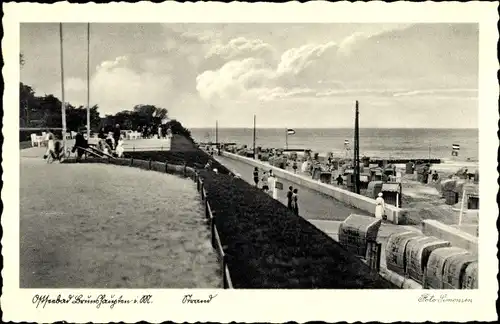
[61,156,233,289]
[196,172,234,289]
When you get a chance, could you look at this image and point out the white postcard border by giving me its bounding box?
[2,2,498,322]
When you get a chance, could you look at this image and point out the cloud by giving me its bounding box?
[206,37,276,61]
[195,24,479,104]
[86,56,174,114]
[392,89,478,98]
[196,58,276,101]
[337,32,370,56]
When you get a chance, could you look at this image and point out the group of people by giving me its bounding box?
[252,167,299,215]
[97,124,124,157]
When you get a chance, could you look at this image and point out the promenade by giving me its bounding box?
[215,155,369,221]
[215,154,422,275]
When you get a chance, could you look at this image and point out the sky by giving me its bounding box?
[20,23,479,128]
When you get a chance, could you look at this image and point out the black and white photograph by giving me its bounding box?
[2,2,498,323]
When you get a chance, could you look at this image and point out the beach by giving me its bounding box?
[191,128,479,162]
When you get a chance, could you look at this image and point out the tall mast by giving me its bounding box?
[285,128,288,150]
[215,120,218,150]
[59,23,67,153]
[86,23,91,139]
[354,100,360,194]
[253,115,256,159]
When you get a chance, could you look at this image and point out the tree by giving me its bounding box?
[19,82,101,131]
[164,119,194,142]
[132,104,168,127]
[66,105,101,131]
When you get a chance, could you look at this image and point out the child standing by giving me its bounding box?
[291,188,299,216]
[261,171,269,193]
[253,167,259,187]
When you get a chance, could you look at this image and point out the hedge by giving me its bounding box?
[124,150,231,175]
[196,170,395,288]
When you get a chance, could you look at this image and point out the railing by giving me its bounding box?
[195,172,234,289]
[61,156,233,289]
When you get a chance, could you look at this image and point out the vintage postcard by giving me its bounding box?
[2,1,498,323]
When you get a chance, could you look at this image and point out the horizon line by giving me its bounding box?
[188,126,479,130]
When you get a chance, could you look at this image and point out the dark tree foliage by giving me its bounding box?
[163,119,194,142]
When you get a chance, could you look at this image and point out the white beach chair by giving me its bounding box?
[30,133,41,147]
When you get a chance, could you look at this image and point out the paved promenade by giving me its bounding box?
[215,155,369,221]
[215,154,422,273]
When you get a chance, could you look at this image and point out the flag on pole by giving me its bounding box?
[287,129,296,135]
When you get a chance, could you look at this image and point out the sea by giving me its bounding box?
[190,128,479,162]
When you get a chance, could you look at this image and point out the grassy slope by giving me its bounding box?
[20,159,221,288]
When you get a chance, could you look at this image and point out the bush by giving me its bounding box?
[124,150,231,175]
[164,119,194,143]
[199,170,395,289]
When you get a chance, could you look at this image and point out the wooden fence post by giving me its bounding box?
[211,212,216,248]
[130,158,133,167]
[165,162,168,173]
[205,198,209,219]
[148,158,152,170]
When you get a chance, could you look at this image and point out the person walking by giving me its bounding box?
[375,192,386,220]
[253,167,259,187]
[291,188,299,216]
[43,130,55,161]
[72,130,88,161]
[268,170,278,199]
[287,186,293,210]
[292,161,298,174]
[113,124,121,149]
[432,170,439,182]
[261,171,269,193]
[115,136,125,158]
[336,174,344,186]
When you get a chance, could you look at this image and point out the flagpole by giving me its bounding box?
[253,115,256,159]
[59,23,67,155]
[215,120,218,147]
[86,22,91,140]
[354,100,360,194]
[285,128,288,150]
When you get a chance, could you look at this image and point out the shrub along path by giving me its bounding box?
[199,170,395,288]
